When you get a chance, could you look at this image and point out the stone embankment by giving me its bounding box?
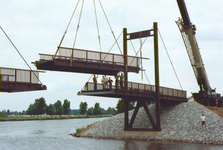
[77,101,223,145]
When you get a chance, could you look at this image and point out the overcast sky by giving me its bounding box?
[1,0,222,111]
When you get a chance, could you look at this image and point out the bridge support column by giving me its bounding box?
[154,22,161,131]
[124,98,129,130]
[124,28,129,130]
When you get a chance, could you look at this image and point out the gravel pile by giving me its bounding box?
[78,101,223,144]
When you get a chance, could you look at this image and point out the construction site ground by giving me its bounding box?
[205,106,223,118]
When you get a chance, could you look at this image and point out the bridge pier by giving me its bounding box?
[124,100,159,131]
[123,22,161,131]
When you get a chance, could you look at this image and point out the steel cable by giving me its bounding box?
[93,0,102,52]
[54,0,81,57]
[73,0,85,49]
[0,26,43,85]
[98,0,122,55]
[158,29,183,90]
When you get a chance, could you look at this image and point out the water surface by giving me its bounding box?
[0,118,222,150]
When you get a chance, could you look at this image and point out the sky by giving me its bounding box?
[0,0,223,111]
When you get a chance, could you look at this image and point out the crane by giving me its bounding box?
[175,0,221,106]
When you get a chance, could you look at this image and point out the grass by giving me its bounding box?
[0,114,113,121]
[73,123,95,137]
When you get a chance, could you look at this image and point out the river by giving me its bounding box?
[0,118,222,150]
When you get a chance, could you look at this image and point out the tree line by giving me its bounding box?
[79,102,116,115]
[0,110,27,117]
[0,97,71,116]
[1,98,136,117]
[79,98,135,115]
[27,97,70,115]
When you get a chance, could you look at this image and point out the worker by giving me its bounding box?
[104,75,108,89]
[93,74,98,90]
[101,75,105,89]
[102,75,108,89]
[120,73,124,89]
[108,77,113,89]
[198,113,208,130]
[115,75,119,89]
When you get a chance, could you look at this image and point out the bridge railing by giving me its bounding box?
[39,47,146,68]
[83,81,186,98]
[0,67,43,84]
[159,86,186,98]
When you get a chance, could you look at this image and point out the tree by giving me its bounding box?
[99,107,106,115]
[79,102,88,115]
[93,102,101,115]
[1,110,7,117]
[37,97,47,114]
[116,99,125,114]
[7,109,10,115]
[54,100,63,115]
[46,104,56,115]
[116,98,135,114]
[63,99,71,115]
[27,97,47,115]
[22,110,27,115]
[32,97,47,115]
[87,107,94,115]
[107,107,116,115]
[27,104,37,115]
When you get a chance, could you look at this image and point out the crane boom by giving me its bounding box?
[176,0,220,105]
[176,0,211,92]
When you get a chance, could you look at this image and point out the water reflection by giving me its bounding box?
[123,140,223,150]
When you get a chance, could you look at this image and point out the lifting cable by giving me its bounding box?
[81,74,94,90]
[98,0,122,55]
[83,31,123,88]
[0,26,43,84]
[102,31,123,60]
[93,0,102,52]
[76,0,125,86]
[56,0,122,59]
[139,38,143,80]
[54,0,81,57]
[73,0,85,49]
[143,71,151,84]
[129,37,151,84]
[158,29,183,90]
[129,37,148,66]
[128,26,156,85]
[131,36,151,84]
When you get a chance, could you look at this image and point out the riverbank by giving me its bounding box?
[0,114,112,121]
[75,101,223,145]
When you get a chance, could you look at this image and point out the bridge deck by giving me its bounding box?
[78,82,187,102]
[34,47,147,75]
[0,67,46,92]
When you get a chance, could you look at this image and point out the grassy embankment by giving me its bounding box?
[72,123,95,137]
[0,114,113,121]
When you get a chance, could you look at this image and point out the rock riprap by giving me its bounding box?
[78,102,223,144]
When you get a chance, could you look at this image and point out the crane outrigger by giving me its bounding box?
[176,0,222,106]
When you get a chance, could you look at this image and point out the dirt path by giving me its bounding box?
[206,106,223,118]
